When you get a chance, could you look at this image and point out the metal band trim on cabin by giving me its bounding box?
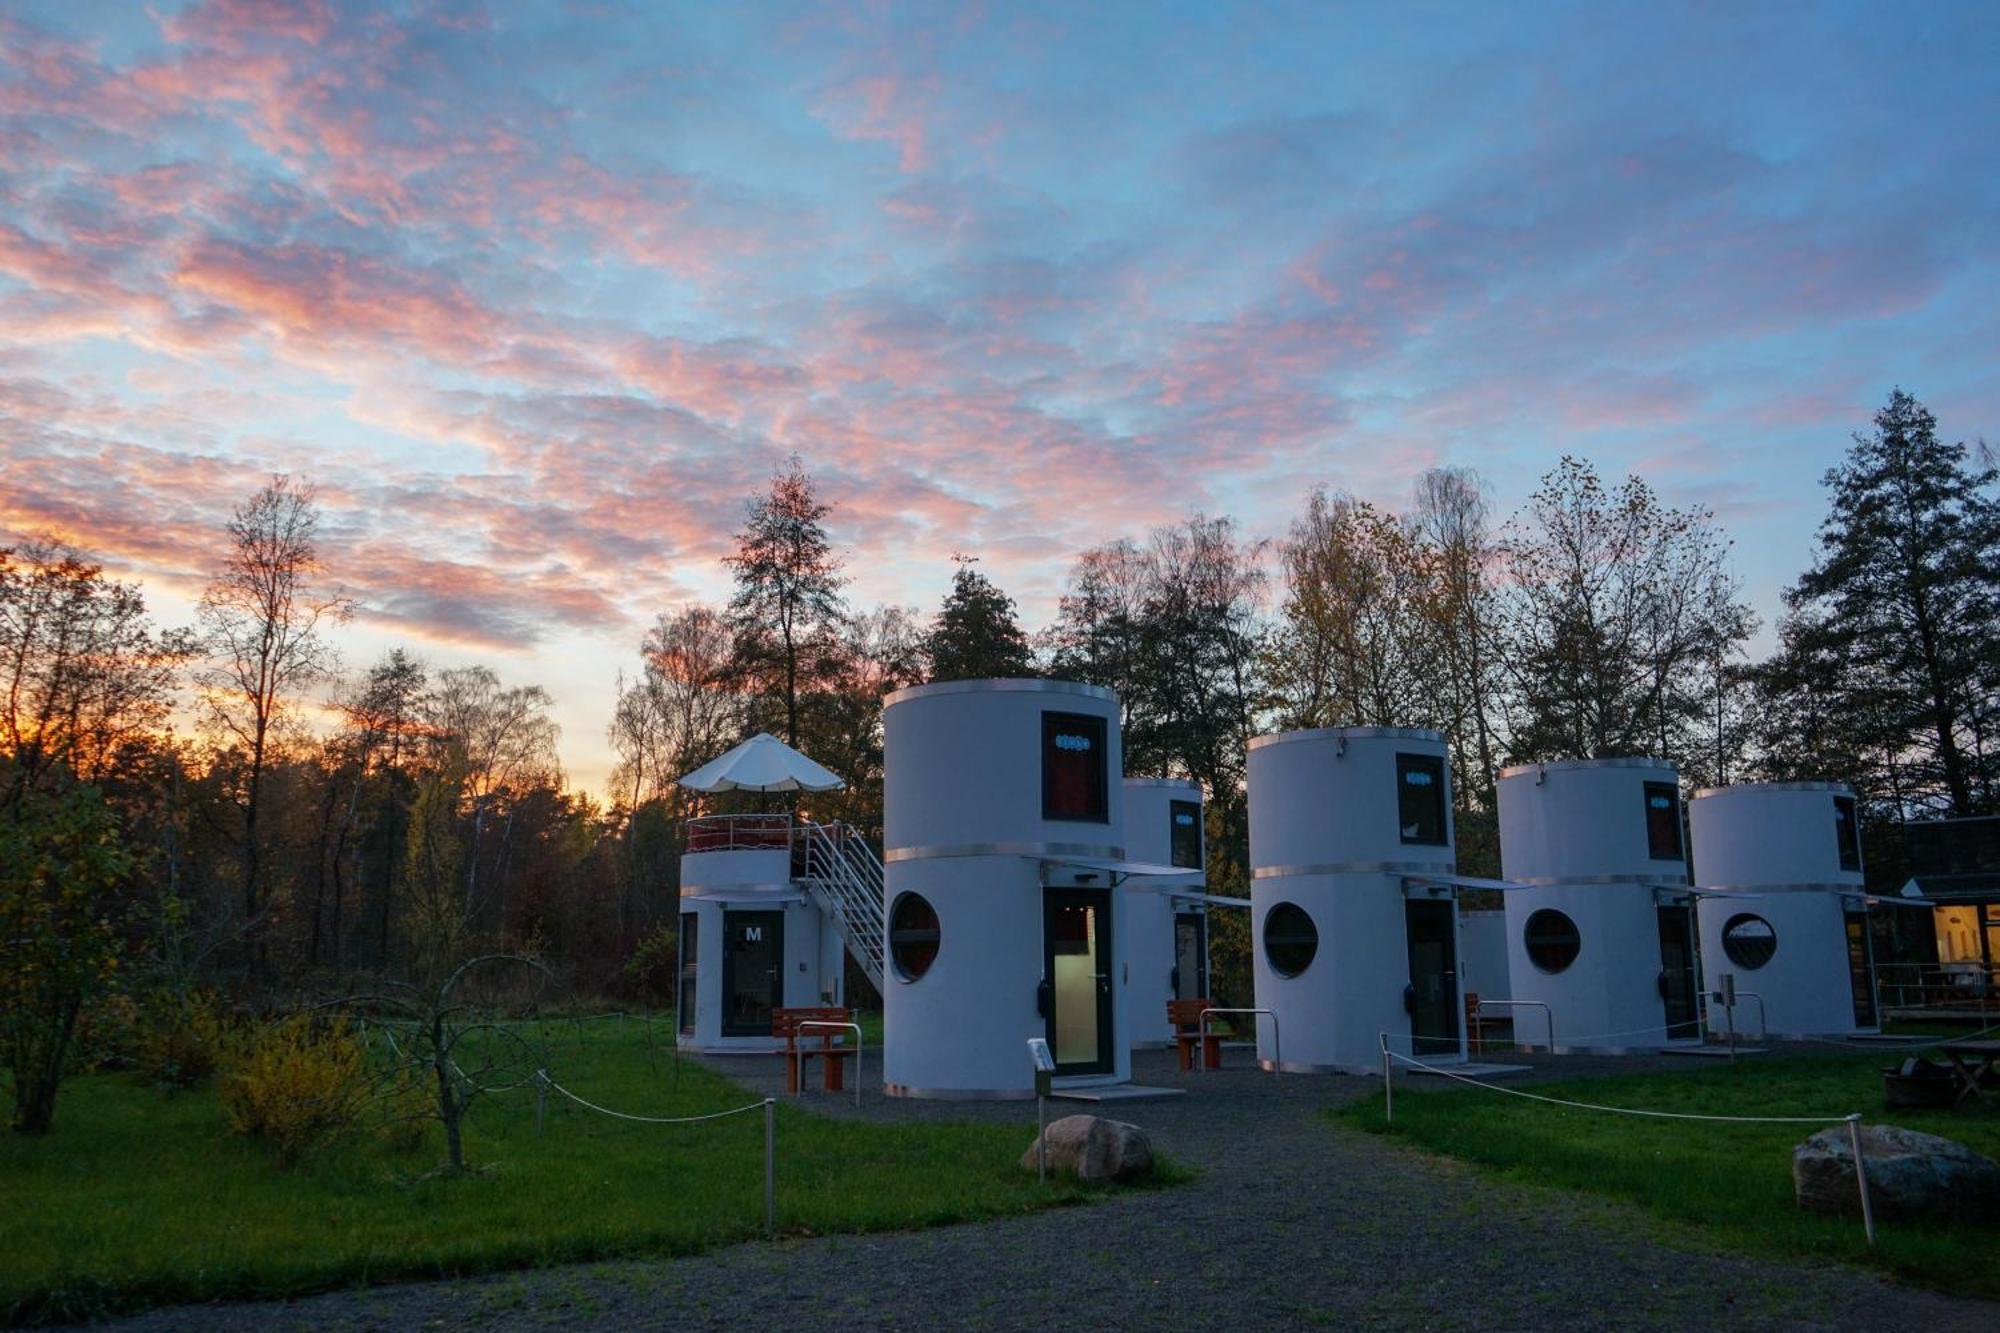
[678,886,808,902]
[1510,873,1688,886]
[1251,859,1454,879]
[1687,881,1868,895]
[884,840,1127,864]
[1690,781,1856,799]
[1496,756,1680,779]
[881,677,1118,708]
[1248,725,1447,751]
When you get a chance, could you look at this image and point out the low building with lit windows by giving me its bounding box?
[1864,813,2000,1016]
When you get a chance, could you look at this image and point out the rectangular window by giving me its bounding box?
[1042,711,1109,823]
[1169,799,1203,869]
[1396,753,1448,846]
[1644,782,1683,861]
[677,911,698,1034]
[1834,795,1861,872]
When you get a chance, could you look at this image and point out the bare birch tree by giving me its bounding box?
[198,477,351,960]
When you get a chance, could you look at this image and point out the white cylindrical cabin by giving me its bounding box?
[1248,727,1465,1074]
[676,817,843,1053]
[881,679,1131,1098]
[1498,758,1699,1052]
[1456,910,1511,1003]
[1122,778,1209,1047]
[1691,782,1876,1036]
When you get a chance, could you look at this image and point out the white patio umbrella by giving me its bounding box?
[675,732,846,793]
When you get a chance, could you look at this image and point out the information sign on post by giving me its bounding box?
[1027,1038,1055,1183]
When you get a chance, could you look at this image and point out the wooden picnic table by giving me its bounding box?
[1938,1039,2000,1106]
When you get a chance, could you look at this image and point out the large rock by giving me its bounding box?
[1793,1123,2000,1223]
[1020,1114,1154,1183]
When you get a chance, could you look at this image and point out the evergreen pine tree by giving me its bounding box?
[724,459,849,747]
[925,556,1034,682]
[1784,389,2000,816]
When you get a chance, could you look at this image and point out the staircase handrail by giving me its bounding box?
[793,820,887,991]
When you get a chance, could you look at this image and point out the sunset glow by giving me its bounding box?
[3,0,1995,793]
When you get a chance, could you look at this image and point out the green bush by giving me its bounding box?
[219,1016,370,1168]
[135,990,230,1090]
[72,994,141,1073]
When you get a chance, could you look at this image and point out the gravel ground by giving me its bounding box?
[82,1044,2000,1332]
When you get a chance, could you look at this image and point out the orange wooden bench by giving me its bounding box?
[1168,998,1222,1071]
[773,1006,856,1094]
[1464,992,1494,1056]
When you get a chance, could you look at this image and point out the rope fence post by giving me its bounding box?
[1379,1045,1884,1247]
[1847,1114,1876,1248]
[763,1098,777,1239]
[1381,1032,1394,1126]
[535,1069,548,1136]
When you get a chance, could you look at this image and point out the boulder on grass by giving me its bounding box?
[1793,1123,2000,1223]
[1019,1114,1154,1182]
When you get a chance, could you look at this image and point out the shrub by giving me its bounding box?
[220,1015,371,1167]
[72,993,141,1072]
[621,921,678,1004]
[136,989,231,1090]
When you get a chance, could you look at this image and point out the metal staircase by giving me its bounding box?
[796,821,887,994]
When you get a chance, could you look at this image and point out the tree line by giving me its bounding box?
[4,390,1996,1133]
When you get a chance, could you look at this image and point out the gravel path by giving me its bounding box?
[86,1046,1999,1332]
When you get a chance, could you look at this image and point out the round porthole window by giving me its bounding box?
[1721,914,1777,970]
[888,892,940,982]
[1263,901,1319,978]
[1523,908,1582,974]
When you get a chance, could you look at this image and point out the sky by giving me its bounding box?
[2,0,1997,797]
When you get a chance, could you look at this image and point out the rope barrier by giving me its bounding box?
[1382,1048,1853,1123]
[538,1075,779,1239]
[540,1077,769,1126]
[1376,1037,1880,1246]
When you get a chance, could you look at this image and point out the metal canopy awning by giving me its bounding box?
[1030,854,1248,907]
[1035,854,1192,878]
[1904,873,2000,903]
[1686,884,1936,910]
[1400,872,1697,904]
[1401,872,1531,893]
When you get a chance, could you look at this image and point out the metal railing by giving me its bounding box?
[1468,998,1555,1050]
[677,814,889,993]
[793,1019,864,1108]
[684,813,794,853]
[796,821,887,993]
[1198,1007,1280,1076]
[1705,991,1767,1045]
[1876,961,2000,1012]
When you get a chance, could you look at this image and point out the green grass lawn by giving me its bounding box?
[0,1021,1158,1325]
[1336,1051,2000,1298]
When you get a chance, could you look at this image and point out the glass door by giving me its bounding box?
[721,910,784,1036]
[1044,889,1114,1075]
[1656,905,1701,1039]
[1174,911,1208,1000]
[1846,908,1878,1028]
[1404,900,1460,1055]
